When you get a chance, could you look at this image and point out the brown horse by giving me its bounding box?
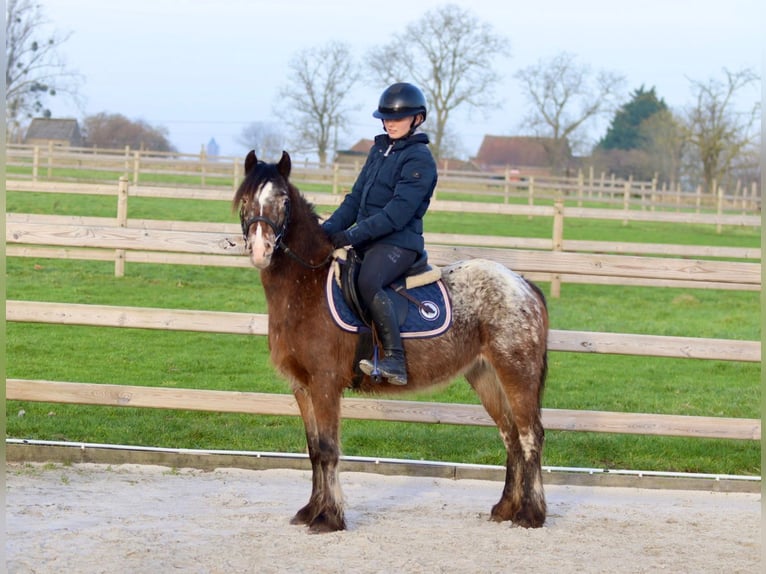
[233,150,549,533]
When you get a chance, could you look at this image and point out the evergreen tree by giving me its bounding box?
[598,86,667,150]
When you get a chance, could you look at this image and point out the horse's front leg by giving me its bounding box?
[290,383,345,533]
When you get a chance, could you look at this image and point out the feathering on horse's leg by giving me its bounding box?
[488,360,547,528]
[290,386,322,527]
[290,385,346,532]
[464,360,524,523]
[463,359,541,525]
[297,384,346,533]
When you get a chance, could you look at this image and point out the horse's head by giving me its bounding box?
[233,150,292,269]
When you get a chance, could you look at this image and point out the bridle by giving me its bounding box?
[240,196,289,252]
[239,192,332,270]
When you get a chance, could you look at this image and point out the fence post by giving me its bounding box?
[551,198,564,298]
[115,176,129,278]
[504,166,510,204]
[232,157,240,193]
[576,169,584,207]
[716,186,723,234]
[47,141,54,179]
[133,151,141,185]
[332,162,340,195]
[527,176,535,220]
[622,176,632,226]
[123,145,130,177]
[735,179,743,214]
[32,146,40,181]
[750,182,758,213]
[599,171,606,200]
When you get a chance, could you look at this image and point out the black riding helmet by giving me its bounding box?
[372,83,428,121]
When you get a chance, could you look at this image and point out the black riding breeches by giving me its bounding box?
[357,243,418,308]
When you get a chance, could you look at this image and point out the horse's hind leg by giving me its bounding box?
[291,385,346,533]
[466,360,546,528]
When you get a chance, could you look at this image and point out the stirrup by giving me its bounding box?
[359,350,407,386]
[359,346,383,383]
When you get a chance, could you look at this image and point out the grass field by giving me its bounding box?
[4,186,762,476]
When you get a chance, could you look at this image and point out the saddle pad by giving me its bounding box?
[325,267,452,339]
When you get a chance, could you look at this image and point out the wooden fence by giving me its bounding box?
[5,300,761,442]
[5,176,762,448]
[5,179,761,298]
[5,143,762,214]
[5,175,761,477]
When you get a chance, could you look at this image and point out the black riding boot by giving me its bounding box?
[359,291,408,385]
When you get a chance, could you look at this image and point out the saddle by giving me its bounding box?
[326,247,452,388]
[337,247,441,327]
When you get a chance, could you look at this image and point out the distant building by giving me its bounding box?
[472,135,572,176]
[206,137,220,158]
[24,118,83,147]
[334,139,374,165]
[335,138,477,173]
[435,157,479,172]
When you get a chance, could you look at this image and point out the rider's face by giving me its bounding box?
[383,116,416,140]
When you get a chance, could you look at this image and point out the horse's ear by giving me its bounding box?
[245,150,257,175]
[277,150,291,179]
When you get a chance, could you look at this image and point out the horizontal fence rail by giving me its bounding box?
[6,301,761,363]
[5,178,761,297]
[6,179,761,228]
[5,301,761,441]
[5,380,760,441]
[6,217,761,292]
[6,143,761,215]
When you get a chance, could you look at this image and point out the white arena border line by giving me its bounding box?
[6,438,761,484]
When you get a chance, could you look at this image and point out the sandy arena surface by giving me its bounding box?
[5,462,762,573]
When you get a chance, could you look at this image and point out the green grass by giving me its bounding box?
[5,256,760,475]
[5,182,761,475]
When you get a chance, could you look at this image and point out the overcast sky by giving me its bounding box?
[42,0,761,160]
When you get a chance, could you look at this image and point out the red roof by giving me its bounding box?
[349,139,374,153]
[473,135,569,173]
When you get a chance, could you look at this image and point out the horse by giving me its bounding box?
[233,150,549,533]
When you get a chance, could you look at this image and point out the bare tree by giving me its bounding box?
[83,112,175,152]
[5,0,82,139]
[275,41,361,166]
[683,67,760,195]
[366,3,509,161]
[515,52,625,171]
[237,122,286,162]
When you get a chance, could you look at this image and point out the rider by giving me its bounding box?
[322,82,438,386]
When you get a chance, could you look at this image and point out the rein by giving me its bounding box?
[240,196,332,270]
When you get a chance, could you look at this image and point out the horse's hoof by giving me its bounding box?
[290,505,313,526]
[512,507,546,529]
[490,500,514,522]
[308,513,346,533]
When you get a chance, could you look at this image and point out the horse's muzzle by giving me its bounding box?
[246,228,274,269]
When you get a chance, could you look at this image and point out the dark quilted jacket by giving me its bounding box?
[321,132,437,254]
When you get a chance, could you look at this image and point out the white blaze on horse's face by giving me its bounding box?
[246,181,284,269]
